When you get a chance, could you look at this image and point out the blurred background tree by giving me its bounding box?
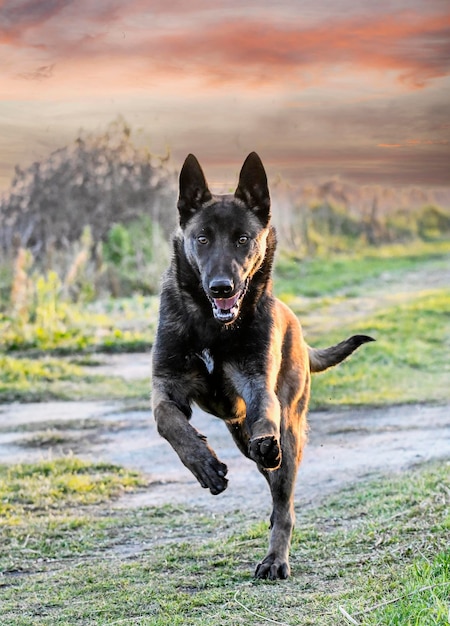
[0,117,176,258]
[1,118,449,304]
[0,117,176,299]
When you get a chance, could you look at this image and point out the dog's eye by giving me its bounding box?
[197,235,209,245]
[237,235,249,245]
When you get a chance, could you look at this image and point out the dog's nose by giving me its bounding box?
[209,278,234,297]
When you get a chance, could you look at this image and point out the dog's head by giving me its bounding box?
[178,153,272,325]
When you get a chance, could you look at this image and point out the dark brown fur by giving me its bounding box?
[151,153,374,579]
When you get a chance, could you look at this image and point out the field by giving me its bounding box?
[0,240,449,625]
[1,240,450,407]
[0,459,448,625]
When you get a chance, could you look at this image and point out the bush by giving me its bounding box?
[0,117,177,262]
[278,200,450,256]
[103,215,170,296]
[286,201,366,256]
[416,205,450,240]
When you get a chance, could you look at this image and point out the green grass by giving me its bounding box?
[310,288,450,408]
[0,457,145,515]
[274,240,450,297]
[0,354,149,402]
[362,553,450,625]
[1,241,449,407]
[0,459,448,625]
[0,294,157,355]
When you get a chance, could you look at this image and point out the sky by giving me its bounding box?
[1,0,450,192]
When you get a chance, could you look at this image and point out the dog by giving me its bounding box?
[151,152,374,579]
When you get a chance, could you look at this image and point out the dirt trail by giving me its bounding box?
[1,396,448,515]
[1,261,448,514]
[298,258,450,335]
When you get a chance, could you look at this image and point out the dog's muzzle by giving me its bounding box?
[207,279,248,324]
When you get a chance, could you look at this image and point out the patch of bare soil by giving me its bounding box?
[1,398,448,516]
[1,262,448,515]
[301,260,450,335]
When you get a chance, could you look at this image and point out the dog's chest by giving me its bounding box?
[189,347,242,419]
[197,348,215,375]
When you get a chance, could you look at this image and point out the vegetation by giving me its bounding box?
[306,287,450,408]
[274,239,450,297]
[0,458,447,625]
[1,118,449,305]
[275,192,450,255]
[1,239,448,407]
[0,354,149,402]
[0,121,449,624]
[103,215,170,296]
[0,118,176,260]
[0,259,157,354]
[0,457,145,514]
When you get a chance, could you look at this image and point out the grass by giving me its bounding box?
[0,354,149,403]
[0,294,157,355]
[0,457,145,514]
[309,288,450,408]
[0,458,448,625]
[0,240,449,623]
[274,240,450,298]
[1,241,449,406]
[360,553,450,625]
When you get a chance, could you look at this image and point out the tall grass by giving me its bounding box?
[0,219,166,353]
[274,200,450,257]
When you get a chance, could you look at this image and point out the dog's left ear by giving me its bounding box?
[235,152,271,226]
[178,154,213,227]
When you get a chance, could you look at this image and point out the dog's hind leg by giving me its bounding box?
[255,422,306,580]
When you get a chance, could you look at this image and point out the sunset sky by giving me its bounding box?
[1,0,449,192]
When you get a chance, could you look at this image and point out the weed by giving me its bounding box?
[103,216,170,296]
[1,245,449,407]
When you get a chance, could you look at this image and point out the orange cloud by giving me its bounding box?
[405,139,449,146]
[378,139,449,148]
[160,12,450,88]
[3,4,450,93]
[0,0,70,45]
[1,1,449,189]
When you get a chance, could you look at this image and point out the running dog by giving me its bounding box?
[151,152,374,579]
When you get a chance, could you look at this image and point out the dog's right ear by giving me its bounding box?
[177,154,212,226]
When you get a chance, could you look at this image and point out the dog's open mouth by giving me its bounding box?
[208,283,248,324]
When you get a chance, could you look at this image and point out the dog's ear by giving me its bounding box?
[177,154,212,226]
[235,152,271,225]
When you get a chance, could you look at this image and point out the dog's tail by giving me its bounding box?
[308,335,375,373]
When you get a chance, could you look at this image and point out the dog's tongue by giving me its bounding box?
[213,293,240,311]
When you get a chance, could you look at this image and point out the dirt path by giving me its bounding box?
[1,397,448,516]
[297,257,450,335]
[1,261,448,515]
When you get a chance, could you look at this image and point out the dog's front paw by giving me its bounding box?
[249,435,281,469]
[179,432,229,495]
[191,454,229,495]
[255,554,290,580]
